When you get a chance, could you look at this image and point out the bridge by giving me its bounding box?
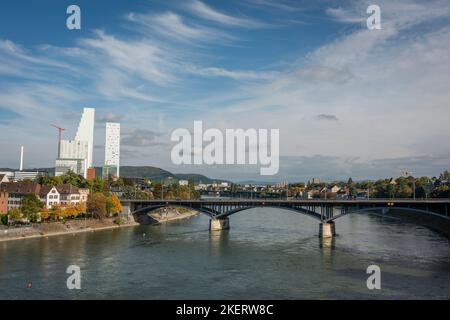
[120,199,450,238]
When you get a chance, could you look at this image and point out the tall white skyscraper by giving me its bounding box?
[74,108,95,168]
[55,108,95,178]
[103,122,120,178]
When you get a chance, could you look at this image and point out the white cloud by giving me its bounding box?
[2,0,450,180]
[127,11,234,45]
[183,65,278,80]
[194,0,450,173]
[186,0,264,28]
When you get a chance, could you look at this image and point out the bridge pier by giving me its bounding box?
[319,222,336,238]
[210,218,230,231]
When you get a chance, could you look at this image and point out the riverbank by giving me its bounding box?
[148,207,199,223]
[382,209,450,237]
[0,208,200,242]
[0,217,139,243]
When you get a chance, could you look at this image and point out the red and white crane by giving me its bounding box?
[51,124,65,157]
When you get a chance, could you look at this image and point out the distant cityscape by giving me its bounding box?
[1,107,120,183]
[0,106,449,222]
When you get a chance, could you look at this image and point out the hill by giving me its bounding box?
[1,166,229,184]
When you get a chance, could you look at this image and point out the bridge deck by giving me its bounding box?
[121,198,450,222]
[122,199,450,205]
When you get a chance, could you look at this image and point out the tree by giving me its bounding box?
[89,177,105,193]
[35,174,63,186]
[21,194,44,218]
[110,193,122,214]
[61,170,86,187]
[164,191,175,200]
[1,214,8,225]
[439,170,450,180]
[49,205,66,220]
[65,205,83,219]
[7,208,22,223]
[40,208,51,221]
[431,186,450,198]
[179,191,191,200]
[87,193,108,220]
[396,184,413,198]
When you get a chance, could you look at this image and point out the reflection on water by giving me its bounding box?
[0,208,449,299]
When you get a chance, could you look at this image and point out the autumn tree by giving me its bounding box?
[40,208,51,221]
[87,193,108,220]
[7,208,23,223]
[111,193,122,214]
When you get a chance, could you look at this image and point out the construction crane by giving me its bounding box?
[51,124,65,157]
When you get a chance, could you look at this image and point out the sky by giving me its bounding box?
[1,0,450,182]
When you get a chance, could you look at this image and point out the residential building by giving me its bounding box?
[39,185,60,208]
[389,177,397,185]
[330,185,341,193]
[0,182,41,212]
[0,182,89,213]
[0,189,8,214]
[57,184,89,206]
[103,122,120,179]
[0,171,14,181]
[179,180,189,186]
[302,190,315,199]
[0,173,10,184]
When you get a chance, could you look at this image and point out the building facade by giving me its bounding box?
[57,184,89,206]
[103,122,120,179]
[39,186,60,208]
[0,182,89,213]
[55,108,95,178]
[13,171,44,182]
[0,182,41,213]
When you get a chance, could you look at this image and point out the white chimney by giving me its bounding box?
[20,146,24,171]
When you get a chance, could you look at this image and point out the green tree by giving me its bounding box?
[431,186,450,198]
[89,177,105,193]
[61,170,86,187]
[86,193,108,219]
[439,170,450,180]
[7,208,22,223]
[1,214,8,225]
[396,184,413,198]
[21,194,44,218]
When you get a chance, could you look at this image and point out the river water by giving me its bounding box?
[1,208,449,299]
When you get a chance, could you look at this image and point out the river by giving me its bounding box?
[1,208,449,299]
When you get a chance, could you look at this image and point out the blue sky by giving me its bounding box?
[1,0,450,182]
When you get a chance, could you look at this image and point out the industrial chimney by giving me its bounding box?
[19,146,24,171]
